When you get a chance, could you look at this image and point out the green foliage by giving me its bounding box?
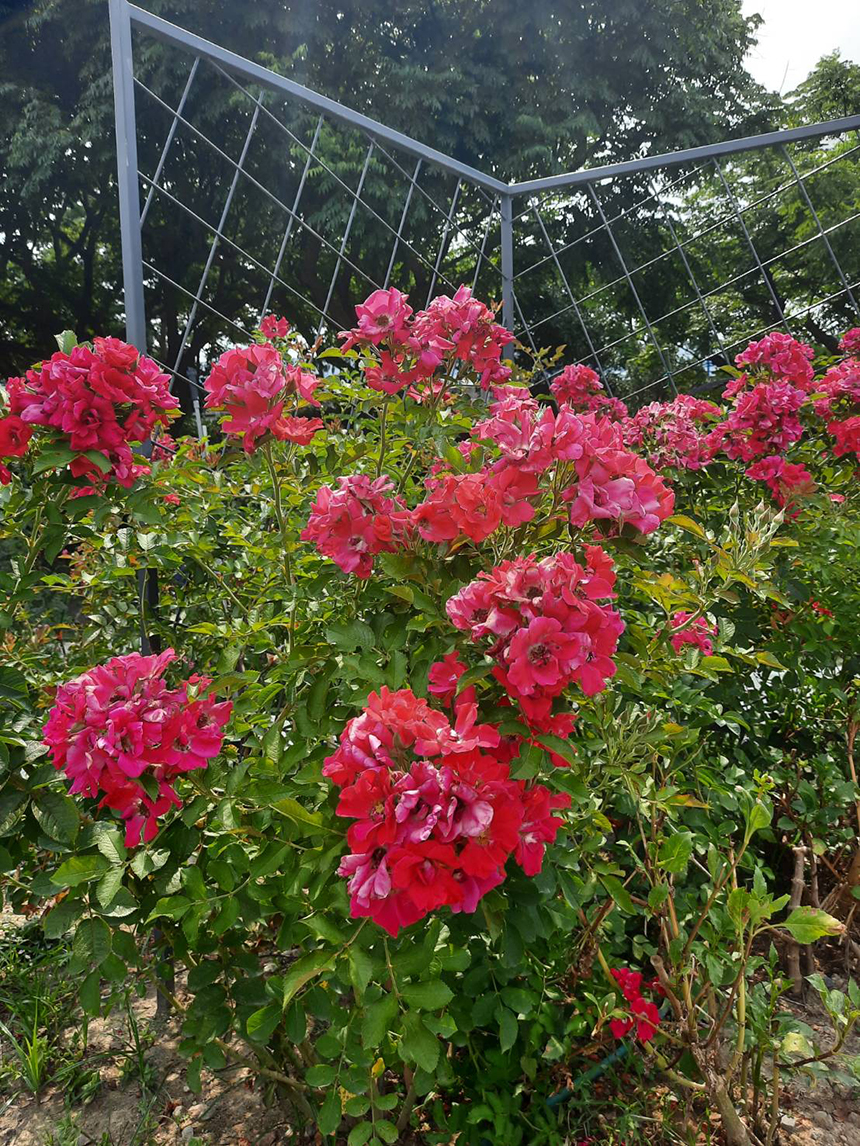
[2,325,860,1146]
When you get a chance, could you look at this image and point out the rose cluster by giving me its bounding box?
[472,390,675,537]
[730,331,815,395]
[550,363,628,420]
[447,549,624,714]
[43,649,231,847]
[340,285,512,393]
[609,968,663,1043]
[2,337,178,487]
[745,455,815,512]
[300,474,412,578]
[622,394,722,471]
[324,686,569,936]
[204,343,323,453]
[668,612,718,657]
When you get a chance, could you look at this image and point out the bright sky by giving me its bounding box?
[742,0,860,93]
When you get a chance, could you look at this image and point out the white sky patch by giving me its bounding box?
[742,0,860,93]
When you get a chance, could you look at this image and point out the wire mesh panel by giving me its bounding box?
[113,1,506,420]
[509,127,860,405]
[110,0,860,415]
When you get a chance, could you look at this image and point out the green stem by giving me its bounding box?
[376,398,390,477]
[263,442,296,656]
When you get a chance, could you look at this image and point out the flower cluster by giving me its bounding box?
[340,285,512,392]
[550,364,628,420]
[472,397,675,537]
[4,337,178,487]
[43,649,231,847]
[669,612,717,657]
[324,687,569,935]
[560,416,675,536]
[621,394,722,470]
[839,328,860,355]
[609,968,662,1043]
[729,332,815,395]
[711,381,806,462]
[447,550,624,710]
[745,455,815,511]
[300,474,412,577]
[204,344,321,453]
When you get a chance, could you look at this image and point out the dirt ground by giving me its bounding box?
[0,983,295,1146]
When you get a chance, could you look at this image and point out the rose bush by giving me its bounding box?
[1,303,859,1144]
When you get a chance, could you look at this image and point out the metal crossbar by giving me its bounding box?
[109,0,860,410]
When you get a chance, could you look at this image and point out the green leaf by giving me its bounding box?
[375,1121,398,1144]
[500,987,534,1015]
[534,733,578,767]
[349,947,374,998]
[212,898,240,935]
[32,446,77,475]
[756,651,786,670]
[658,832,693,874]
[306,1064,337,1087]
[498,1006,518,1052]
[52,855,111,888]
[348,1124,373,1146]
[746,799,773,838]
[32,792,80,843]
[246,1004,281,1042]
[96,867,125,909]
[282,950,334,1008]
[648,884,670,911]
[271,797,329,832]
[147,896,192,924]
[667,514,707,539]
[82,449,112,475]
[55,330,78,355]
[317,1089,342,1136]
[80,970,101,1016]
[601,875,633,914]
[94,828,127,866]
[44,898,83,939]
[782,907,843,944]
[400,981,454,1011]
[361,993,398,1048]
[455,663,494,694]
[73,918,111,965]
[401,1013,440,1072]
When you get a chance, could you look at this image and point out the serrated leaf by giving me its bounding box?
[52,855,111,888]
[317,1089,342,1136]
[147,896,192,923]
[361,993,398,1047]
[32,792,80,843]
[349,947,374,997]
[282,950,334,1008]
[246,1003,281,1042]
[400,980,454,1011]
[401,1012,440,1072]
[73,917,111,965]
[498,1006,518,1052]
[782,907,843,944]
[96,867,125,909]
[94,828,127,866]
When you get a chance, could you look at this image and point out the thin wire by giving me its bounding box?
[385,159,422,288]
[133,77,382,293]
[171,98,262,377]
[317,140,376,336]
[426,180,462,304]
[260,115,324,321]
[780,143,860,317]
[587,183,677,393]
[140,56,200,227]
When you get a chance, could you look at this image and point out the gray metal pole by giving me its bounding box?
[500,194,514,338]
[109,0,147,350]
